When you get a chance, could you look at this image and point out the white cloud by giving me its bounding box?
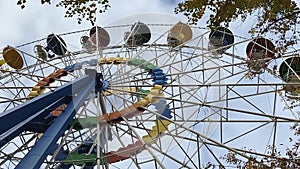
[0,0,182,48]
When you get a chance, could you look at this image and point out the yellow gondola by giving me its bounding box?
[0,46,24,70]
[167,21,192,47]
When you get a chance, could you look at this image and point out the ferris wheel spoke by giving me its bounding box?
[105,64,146,84]
[102,96,168,169]
[108,57,246,88]
[226,88,271,115]
[1,90,26,111]
[138,124,198,168]
[102,41,209,83]
[1,16,300,168]
[142,105,259,164]
[223,122,271,145]
[103,88,204,168]
[45,121,99,168]
[108,125,145,168]
[0,133,37,167]
[215,70,250,103]
[19,48,67,71]
[208,88,282,105]
[47,118,101,164]
[159,95,299,122]
[137,104,217,167]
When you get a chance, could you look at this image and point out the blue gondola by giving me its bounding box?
[209,27,234,54]
[46,34,67,57]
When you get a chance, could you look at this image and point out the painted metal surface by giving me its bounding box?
[16,71,95,169]
[15,71,95,169]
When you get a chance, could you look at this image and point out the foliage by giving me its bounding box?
[15,1,300,167]
[17,0,110,25]
[175,0,300,52]
[216,123,300,169]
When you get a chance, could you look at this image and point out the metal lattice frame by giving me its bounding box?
[0,20,300,169]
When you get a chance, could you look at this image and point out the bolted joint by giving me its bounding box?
[85,69,109,92]
[95,73,109,92]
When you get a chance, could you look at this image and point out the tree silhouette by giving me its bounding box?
[16,0,300,168]
[17,0,110,25]
[175,0,300,52]
[17,0,300,51]
[175,1,300,168]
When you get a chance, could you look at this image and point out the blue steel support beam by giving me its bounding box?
[0,96,68,147]
[15,74,95,169]
[0,75,91,139]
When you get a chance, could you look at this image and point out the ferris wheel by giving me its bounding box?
[0,13,300,169]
